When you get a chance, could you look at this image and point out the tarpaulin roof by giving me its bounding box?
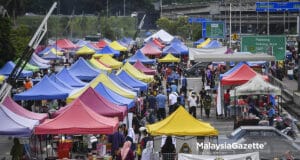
[117,70,148,91]
[144,29,174,44]
[14,76,69,101]
[94,83,135,108]
[56,67,86,88]
[3,96,48,122]
[0,105,38,136]
[68,57,100,81]
[49,74,74,93]
[140,43,162,56]
[95,45,120,57]
[0,61,33,78]
[99,55,123,69]
[197,38,211,48]
[162,45,182,56]
[109,41,127,51]
[193,38,205,46]
[108,73,140,93]
[79,87,127,121]
[125,50,156,64]
[146,107,218,136]
[133,60,156,75]
[56,39,77,49]
[96,39,109,48]
[29,54,50,69]
[88,58,112,72]
[34,99,118,135]
[67,74,136,103]
[158,53,180,63]
[203,40,222,49]
[219,62,249,80]
[235,75,281,96]
[75,46,96,55]
[121,62,154,83]
[221,64,268,86]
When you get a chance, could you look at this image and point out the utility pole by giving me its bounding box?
[124,0,126,16]
[239,0,241,35]
[107,0,108,17]
[229,3,232,49]
[160,0,163,17]
[267,0,270,35]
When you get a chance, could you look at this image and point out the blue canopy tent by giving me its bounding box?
[0,105,39,136]
[29,55,50,69]
[41,50,62,60]
[56,67,86,88]
[108,73,140,93]
[94,83,135,109]
[0,61,33,78]
[14,76,69,101]
[203,40,222,48]
[169,43,189,55]
[76,39,89,47]
[193,38,205,46]
[49,74,74,93]
[125,50,156,64]
[38,45,63,56]
[162,45,181,56]
[117,70,148,91]
[95,45,120,57]
[68,57,101,81]
[219,62,250,80]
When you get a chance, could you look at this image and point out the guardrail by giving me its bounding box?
[268,75,293,103]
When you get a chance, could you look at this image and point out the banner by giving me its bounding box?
[189,47,227,61]
[178,152,260,160]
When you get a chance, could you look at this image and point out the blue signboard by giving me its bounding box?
[256,2,300,12]
[188,17,209,23]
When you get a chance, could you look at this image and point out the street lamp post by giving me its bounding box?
[297,35,300,91]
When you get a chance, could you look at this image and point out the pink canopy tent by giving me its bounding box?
[133,60,156,75]
[2,96,48,122]
[96,40,108,48]
[221,64,268,86]
[56,39,77,49]
[140,43,162,56]
[34,99,118,135]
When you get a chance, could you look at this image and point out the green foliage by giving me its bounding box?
[0,17,15,67]
[10,24,31,58]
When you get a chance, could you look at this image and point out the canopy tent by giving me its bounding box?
[119,37,133,47]
[235,75,281,96]
[96,39,109,48]
[158,53,180,63]
[193,38,205,46]
[117,40,129,48]
[95,45,120,57]
[169,42,189,55]
[219,62,249,80]
[0,75,5,84]
[34,99,118,135]
[49,74,74,93]
[67,73,136,103]
[94,83,135,108]
[188,47,227,61]
[147,40,165,50]
[108,73,140,93]
[117,70,148,91]
[56,67,86,88]
[79,87,127,121]
[56,39,77,49]
[162,45,181,56]
[140,43,162,56]
[133,60,156,75]
[0,61,33,78]
[196,38,211,48]
[41,48,63,60]
[109,41,127,51]
[14,76,69,101]
[0,105,39,136]
[178,152,260,160]
[144,29,174,44]
[75,46,96,55]
[125,50,156,64]
[88,58,112,72]
[99,55,123,69]
[3,96,48,122]
[121,62,154,83]
[146,107,218,136]
[38,45,63,56]
[29,54,50,69]
[23,61,40,72]
[221,64,268,86]
[75,39,89,47]
[68,57,101,81]
[203,40,222,48]
[31,53,50,64]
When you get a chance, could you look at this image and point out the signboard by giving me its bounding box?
[205,21,225,38]
[241,36,286,60]
[256,2,300,12]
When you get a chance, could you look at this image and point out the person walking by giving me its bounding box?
[168,92,178,115]
[156,90,167,120]
[188,92,198,118]
[223,89,231,118]
[10,138,23,160]
[203,94,212,118]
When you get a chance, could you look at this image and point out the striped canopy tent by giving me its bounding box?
[88,58,112,72]
[99,55,123,69]
[109,41,127,51]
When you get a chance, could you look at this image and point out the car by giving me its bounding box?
[183,61,210,77]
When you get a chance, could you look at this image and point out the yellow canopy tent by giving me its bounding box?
[121,62,154,83]
[88,58,112,72]
[67,73,136,103]
[99,55,123,69]
[196,38,211,48]
[147,107,219,136]
[50,48,64,56]
[109,41,127,51]
[0,75,5,84]
[76,46,96,55]
[158,53,180,63]
[92,53,113,59]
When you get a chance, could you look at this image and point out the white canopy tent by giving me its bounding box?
[144,29,174,44]
[235,75,281,96]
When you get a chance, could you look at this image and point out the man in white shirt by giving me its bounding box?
[168,92,178,115]
[188,92,198,118]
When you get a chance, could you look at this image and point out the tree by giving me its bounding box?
[9,24,30,59]
[0,17,15,67]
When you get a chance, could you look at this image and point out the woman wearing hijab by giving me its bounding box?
[161,136,176,160]
[117,141,134,160]
[141,141,154,160]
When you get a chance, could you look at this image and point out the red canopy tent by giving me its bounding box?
[34,99,118,135]
[221,64,268,86]
[2,96,48,122]
[56,39,77,49]
[153,38,165,49]
[96,40,108,48]
[133,60,157,75]
[140,43,162,56]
